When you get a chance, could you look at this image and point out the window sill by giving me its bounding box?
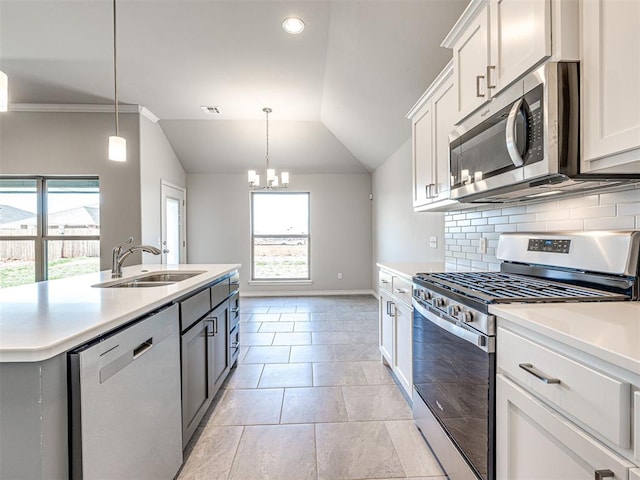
[248,280,313,286]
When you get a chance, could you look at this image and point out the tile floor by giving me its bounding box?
[177,295,445,480]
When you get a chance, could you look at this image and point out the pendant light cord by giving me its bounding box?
[265,108,270,170]
[113,0,119,136]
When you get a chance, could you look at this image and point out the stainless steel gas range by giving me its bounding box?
[411,230,640,480]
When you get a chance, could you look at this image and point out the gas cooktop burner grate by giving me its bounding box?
[414,272,627,304]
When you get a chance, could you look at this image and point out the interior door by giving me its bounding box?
[161,181,186,265]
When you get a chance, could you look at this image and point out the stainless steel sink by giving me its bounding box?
[93,270,206,288]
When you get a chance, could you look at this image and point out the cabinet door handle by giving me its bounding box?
[386,301,391,315]
[431,183,438,198]
[425,184,431,199]
[594,470,615,480]
[519,363,561,384]
[486,65,496,89]
[476,75,485,97]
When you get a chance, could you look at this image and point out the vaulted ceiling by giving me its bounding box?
[0,0,468,173]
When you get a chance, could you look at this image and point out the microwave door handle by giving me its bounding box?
[505,98,525,167]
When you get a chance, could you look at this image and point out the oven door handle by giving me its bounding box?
[413,299,493,353]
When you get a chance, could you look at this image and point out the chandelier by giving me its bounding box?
[248,107,290,189]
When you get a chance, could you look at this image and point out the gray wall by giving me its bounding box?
[0,111,142,270]
[187,173,373,294]
[372,138,445,273]
[139,115,187,264]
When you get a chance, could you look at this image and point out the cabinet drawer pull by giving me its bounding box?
[380,279,389,284]
[519,363,561,384]
[476,75,485,97]
[486,65,496,89]
[594,470,614,480]
[395,288,407,294]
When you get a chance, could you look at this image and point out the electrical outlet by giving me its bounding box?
[479,237,488,254]
[429,236,438,248]
[337,272,343,280]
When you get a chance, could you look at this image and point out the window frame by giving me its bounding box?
[250,191,311,282]
[0,175,100,283]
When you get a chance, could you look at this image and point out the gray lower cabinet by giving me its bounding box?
[179,273,237,448]
[181,313,212,447]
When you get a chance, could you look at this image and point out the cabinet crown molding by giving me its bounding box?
[441,0,488,48]
[8,103,159,123]
[406,60,454,119]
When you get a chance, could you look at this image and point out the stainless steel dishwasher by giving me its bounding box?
[68,304,182,479]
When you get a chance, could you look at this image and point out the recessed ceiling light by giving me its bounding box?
[282,17,305,34]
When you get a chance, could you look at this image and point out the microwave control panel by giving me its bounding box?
[524,84,544,165]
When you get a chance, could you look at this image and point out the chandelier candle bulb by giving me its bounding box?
[267,169,276,182]
[281,172,289,185]
[253,175,260,187]
[0,70,7,112]
[272,176,279,187]
[248,170,257,183]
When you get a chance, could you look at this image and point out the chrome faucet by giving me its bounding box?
[111,236,162,278]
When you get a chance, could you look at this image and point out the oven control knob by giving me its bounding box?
[459,311,473,323]
[431,297,445,308]
[448,305,460,316]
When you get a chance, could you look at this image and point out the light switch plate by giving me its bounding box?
[479,237,488,254]
[429,236,437,248]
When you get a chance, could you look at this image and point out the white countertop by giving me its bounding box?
[0,264,240,363]
[376,262,453,280]
[490,302,640,374]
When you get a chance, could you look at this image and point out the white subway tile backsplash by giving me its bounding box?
[583,216,635,230]
[509,214,536,223]
[482,210,503,218]
[516,223,545,232]
[599,187,640,205]
[501,206,527,215]
[570,205,616,219]
[557,194,599,209]
[494,224,517,232]
[545,219,584,230]
[488,216,509,225]
[535,209,569,221]
[617,202,640,216]
[526,201,559,213]
[443,186,638,269]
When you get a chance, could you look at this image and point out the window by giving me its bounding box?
[251,192,310,281]
[0,177,100,288]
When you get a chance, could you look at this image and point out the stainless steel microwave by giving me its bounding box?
[449,61,640,203]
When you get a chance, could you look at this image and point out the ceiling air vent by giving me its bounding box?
[200,105,221,115]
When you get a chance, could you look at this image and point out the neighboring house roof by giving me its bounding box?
[0,205,35,225]
[0,205,100,229]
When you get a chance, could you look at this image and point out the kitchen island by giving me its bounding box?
[0,264,240,479]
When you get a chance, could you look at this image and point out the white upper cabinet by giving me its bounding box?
[408,62,460,212]
[443,0,574,124]
[412,99,434,207]
[490,0,551,92]
[581,0,640,172]
[451,5,492,121]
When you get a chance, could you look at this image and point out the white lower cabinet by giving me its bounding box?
[379,290,394,365]
[393,300,412,395]
[497,374,634,479]
[377,267,413,397]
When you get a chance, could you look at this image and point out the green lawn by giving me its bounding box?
[0,257,100,289]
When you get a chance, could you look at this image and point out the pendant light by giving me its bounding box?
[108,0,126,162]
[248,107,290,189]
[0,70,8,112]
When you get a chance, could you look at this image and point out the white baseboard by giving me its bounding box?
[240,289,376,298]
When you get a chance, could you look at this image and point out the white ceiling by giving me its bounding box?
[0,0,468,173]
